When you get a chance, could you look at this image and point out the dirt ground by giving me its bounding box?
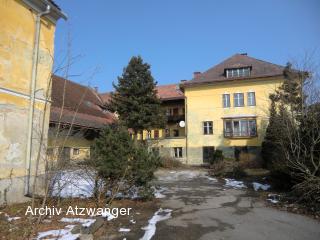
[1,169,320,240]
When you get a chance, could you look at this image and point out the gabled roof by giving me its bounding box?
[50,75,115,129]
[182,54,285,87]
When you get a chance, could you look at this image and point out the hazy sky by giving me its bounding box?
[54,0,320,93]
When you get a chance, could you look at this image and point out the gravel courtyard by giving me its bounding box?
[143,169,320,240]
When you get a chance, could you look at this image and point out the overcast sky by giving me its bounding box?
[54,0,320,93]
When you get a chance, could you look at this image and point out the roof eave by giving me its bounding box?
[181,74,284,89]
[22,0,67,23]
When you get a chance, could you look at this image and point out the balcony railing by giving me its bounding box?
[166,114,185,123]
[224,130,257,138]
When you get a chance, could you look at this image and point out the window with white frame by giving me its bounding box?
[247,92,256,106]
[226,67,251,78]
[222,94,230,108]
[174,147,183,158]
[203,121,213,135]
[224,119,257,137]
[234,93,244,107]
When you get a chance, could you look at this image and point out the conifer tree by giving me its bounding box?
[109,56,165,134]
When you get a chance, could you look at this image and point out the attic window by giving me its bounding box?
[226,67,251,78]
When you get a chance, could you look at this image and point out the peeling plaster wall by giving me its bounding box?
[0,0,55,205]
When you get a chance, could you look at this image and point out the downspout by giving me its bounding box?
[24,5,51,196]
[185,97,188,165]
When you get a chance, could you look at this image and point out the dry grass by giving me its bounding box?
[0,197,159,240]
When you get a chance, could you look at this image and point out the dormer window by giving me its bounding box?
[226,67,251,78]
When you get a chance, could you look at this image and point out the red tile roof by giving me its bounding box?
[182,54,285,87]
[99,84,184,104]
[50,75,115,129]
[99,92,112,104]
[155,84,184,101]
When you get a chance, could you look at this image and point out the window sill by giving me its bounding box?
[224,135,257,139]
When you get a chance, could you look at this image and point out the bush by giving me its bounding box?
[209,161,225,177]
[232,165,247,179]
[292,177,320,212]
[209,149,224,165]
[160,156,183,169]
[91,125,160,198]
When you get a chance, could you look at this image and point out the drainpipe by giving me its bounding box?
[24,5,51,196]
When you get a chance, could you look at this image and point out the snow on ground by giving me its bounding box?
[152,186,167,199]
[59,217,96,227]
[51,169,102,198]
[267,194,280,204]
[140,208,172,240]
[106,186,140,200]
[1,213,21,222]
[36,225,80,240]
[224,178,247,189]
[252,182,271,191]
[130,219,136,224]
[119,228,131,232]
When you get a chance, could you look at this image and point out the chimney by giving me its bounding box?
[94,86,98,92]
[193,72,201,78]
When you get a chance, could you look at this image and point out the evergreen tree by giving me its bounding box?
[91,124,160,197]
[109,56,165,134]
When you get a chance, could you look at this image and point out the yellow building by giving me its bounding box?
[48,75,115,166]
[182,53,284,165]
[127,54,285,165]
[0,0,66,204]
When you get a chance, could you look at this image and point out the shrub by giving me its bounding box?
[292,177,320,212]
[232,165,247,179]
[209,161,225,177]
[91,124,160,199]
[209,149,224,165]
[160,156,183,169]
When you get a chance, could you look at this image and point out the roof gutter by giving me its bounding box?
[22,0,67,23]
[180,74,284,89]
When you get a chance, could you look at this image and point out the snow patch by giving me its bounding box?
[267,194,280,204]
[252,182,271,191]
[224,178,247,189]
[130,219,136,224]
[100,211,116,221]
[36,225,79,240]
[4,213,21,222]
[59,217,96,227]
[119,228,131,232]
[51,170,103,198]
[152,186,167,198]
[205,176,217,182]
[140,208,172,240]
